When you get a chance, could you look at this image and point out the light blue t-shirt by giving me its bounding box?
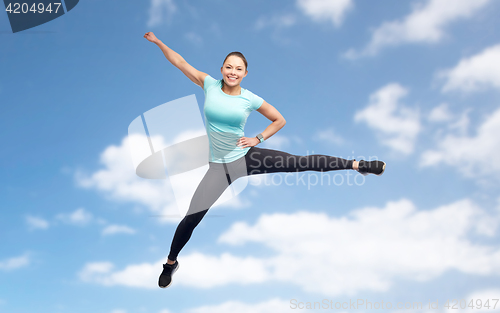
[203,75,264,163]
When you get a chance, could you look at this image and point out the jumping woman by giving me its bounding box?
[143,32,386,288]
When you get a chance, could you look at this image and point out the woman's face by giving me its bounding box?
[221,56,247,87]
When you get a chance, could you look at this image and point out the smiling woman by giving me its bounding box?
[143,31,386,289]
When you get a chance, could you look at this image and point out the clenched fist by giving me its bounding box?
[144,32,159,44]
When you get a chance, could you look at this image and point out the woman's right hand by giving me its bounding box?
[144,32,159,44]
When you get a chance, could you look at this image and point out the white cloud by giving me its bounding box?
[461,289,500,313]
[313,127,344,145]
[354,83,420,155]
[25,215,49,230]
[448,109,471,136]
[428,103,471,136]
[218,198,500,295]
[56,208,93,226]
[184,32,202,46]
[75,136,180,221]
[428,103,453,123]
[255,0,352,34]
[26,208,136,236]
[255,14,297,31]
[110,310,127,313]
[439,43,500,93]
[177,252,270,288]
[79,252,269,289]
[186,298,291,313]
[79,198,500,295]
[253,11,298,46]
[261,134,305,152]
[260,134,292,150]
[421,106,500,178]
[79,262,116,284]
[147,0,177,28]
[214,193,252,210]
[79,260,161,288]
[296,0,353,27]
[0,254,30,271]
[102,225,136,236]
[344,0,492,59]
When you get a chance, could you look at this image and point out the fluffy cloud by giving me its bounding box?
[26,207,135,236]
[79,198,500,295]
[428,103,453,123]
[439,43,500,93]
[102,225,136,236]
[185,298,291,313]
[344,0,492,58]
[79,259,165,289]
[56,208,93,226]
[255,14,297,31]
[313,127,344,145]
[296,0,353,27]
[260,134,305,151]
[79,252,269,289]
[421,106,500,178]
[427,103,471,136]
[75,136,180,222]
[354,83,420,155]
[255,0,352,32]
[260,134,292,150]
[218,198,500,295]
[184,32,202,46]
[0,254,30,271]
[147,0,177,28]
[25,215,49,230]
[460,289,500,313]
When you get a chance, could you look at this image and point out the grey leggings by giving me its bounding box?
[167,146,353,261]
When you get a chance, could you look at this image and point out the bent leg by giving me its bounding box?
[244,146,353,175]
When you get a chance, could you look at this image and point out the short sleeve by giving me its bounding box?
[250,92,264,111]
[203,75,218,94]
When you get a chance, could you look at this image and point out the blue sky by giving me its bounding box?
[2,0,500,312]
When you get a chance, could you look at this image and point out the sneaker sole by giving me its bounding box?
[358,162,386,176]
[159,263,179,289]
[376,162,386,176]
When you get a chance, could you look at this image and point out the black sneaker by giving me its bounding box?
[158,260,179,288]
[357,160,386,176]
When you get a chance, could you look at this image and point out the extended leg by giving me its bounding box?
[244,146,354,175]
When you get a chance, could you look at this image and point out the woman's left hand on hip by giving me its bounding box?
[237,136,260,148]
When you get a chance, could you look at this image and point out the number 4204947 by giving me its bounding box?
[5,3,62,14]
[444,299,499,310]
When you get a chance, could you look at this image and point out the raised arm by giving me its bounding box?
[144,32,208,88]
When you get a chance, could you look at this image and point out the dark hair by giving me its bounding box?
[222,51,248,71]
